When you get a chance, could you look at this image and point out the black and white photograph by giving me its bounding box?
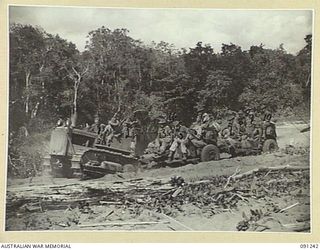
[6,6,312,232]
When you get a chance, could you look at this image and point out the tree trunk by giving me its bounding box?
[31,102,40,119]
[72,83,78,127]
[25,71,31,114]
[138,63,142,84]
[97,79,104,115]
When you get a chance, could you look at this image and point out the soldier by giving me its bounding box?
[83,123,90,132]
[190,106,203,128]
[56,118,65,127]
[97,123,106,144]
[129,116,141,156]
[122,117,133,138]
[191,113,202,128]
[155,119,172,154]
[245,110,256,137]
[65,118,72,128]
[168,121,188,160]
[103,121,115,146]
[89,116,101,134]
[219,114,239,154]
[252,118,263,141]
[239,110,253,150]
[184,128,207,157]
[203,113,220,144]
[263,110,272,122]
[109,115,120,128]
[221,115,234,139]
[232,110,247,137]
[202,112,210,124]
[185,111,212,156]
[262,111,277,139]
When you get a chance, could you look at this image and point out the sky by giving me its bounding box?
[9,6,313,54]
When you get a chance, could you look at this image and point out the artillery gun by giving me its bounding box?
[217,119,278,157]
[140,118,279,168]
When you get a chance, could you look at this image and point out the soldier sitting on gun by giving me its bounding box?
[262,111,277,139]
[202,113,220,143]
[184,128,207,158]
[155,119,172,154]
[245,111,262,140]
[183,112,213,157]
[219,116,239,153]
[191,113,202,129]
[168,121,188,161]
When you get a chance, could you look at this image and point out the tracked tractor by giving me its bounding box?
[43,110,156,179]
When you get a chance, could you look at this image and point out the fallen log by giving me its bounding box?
[152,211,193,231]
[282,222,310,232]
[233,166,309,180]
[78,221,170,228]
[224,166,241,189]
[279,202,300,213]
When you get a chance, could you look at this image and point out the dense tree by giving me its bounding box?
[296,34,312,102]
[9,24,46,129]
[10,24,82,131]
[82,27,152,121]
[9,24,312,133]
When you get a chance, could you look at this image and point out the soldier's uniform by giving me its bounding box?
[103,123,114,146]
[129,119,141,156]
[191,114,202,128]
[201,113,219,144]
[97,124,106,144]
[122,117,135,138]
[155,120,172,154]
[262,112,277,139]
[219,116,238,151]
[168,122,188,160]
[232,111,247,137]
[184,129,207,158]
[89,117,101,134]
[245,111,256,137]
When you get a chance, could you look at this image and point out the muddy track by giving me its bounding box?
[5,123,311,231]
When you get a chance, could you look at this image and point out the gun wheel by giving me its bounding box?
[201,144,220,162]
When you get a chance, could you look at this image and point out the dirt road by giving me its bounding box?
[5,123,311,231]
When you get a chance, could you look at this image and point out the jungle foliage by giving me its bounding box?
[9,24,311,132]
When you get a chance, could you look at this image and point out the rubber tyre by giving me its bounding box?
[123,164,138,172]
[262,139,278,153]
[265,125,276,139]
[201,144,220,162]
